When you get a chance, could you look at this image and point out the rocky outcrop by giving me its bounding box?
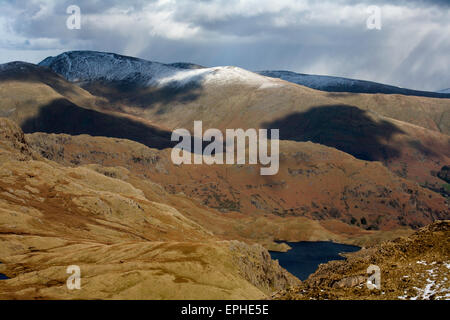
[229,241,300,294]
[0,118,36,161]
[332,276,366,289]
[438,166,450,183]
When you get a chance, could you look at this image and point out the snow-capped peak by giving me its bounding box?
[39,51,281,89]
[39,51,175,84]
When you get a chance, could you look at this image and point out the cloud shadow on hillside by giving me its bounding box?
[82,79,204,113]
[21,99,176,150]
[262,104,404,161]
[0,63,90,99]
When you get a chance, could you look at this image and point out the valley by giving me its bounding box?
[0,50,448,300]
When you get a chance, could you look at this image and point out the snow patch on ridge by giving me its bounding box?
[257,70,360,90]
[257,70,450,98]
[39,51,282,90]
[157,66,282,88]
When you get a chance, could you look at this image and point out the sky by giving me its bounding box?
[0,0,449,91]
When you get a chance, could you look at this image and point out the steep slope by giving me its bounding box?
[0,118,298,299]
[273,220,450,300]
[257,70,450,99]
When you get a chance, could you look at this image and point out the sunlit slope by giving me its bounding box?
[27,130,449,237]
[0,118,298,299]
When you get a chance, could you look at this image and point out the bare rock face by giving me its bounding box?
[333,276,366,289]
[0,117,36,160]
[437,166,450,183]
[229,241,300,294]
[0,117,24,142]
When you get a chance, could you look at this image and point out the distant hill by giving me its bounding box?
[257,70,450,99]
[1,55,448,234]
[33,51,450,188]
[0,51,448,190]
[38,51,450,99]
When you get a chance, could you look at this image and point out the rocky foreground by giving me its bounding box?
[0,116,448,300]
[273,220,450,300]
[0,117,298,299]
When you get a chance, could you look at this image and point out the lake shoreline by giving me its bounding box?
[269,241,361,281]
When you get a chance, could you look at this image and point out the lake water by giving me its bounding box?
[0,261,9,280]
[269,241,360,280]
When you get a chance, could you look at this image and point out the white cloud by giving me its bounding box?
[0,0,448,90]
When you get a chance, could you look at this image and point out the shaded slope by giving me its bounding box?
[263,105,404,161]
[262,104,450,190]
[20,99,174,150]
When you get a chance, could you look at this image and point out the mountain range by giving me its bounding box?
[0,50,448,299]
[257,70,450,98]
[38,51,450,98]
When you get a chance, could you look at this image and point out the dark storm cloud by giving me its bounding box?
[0,0,448,91]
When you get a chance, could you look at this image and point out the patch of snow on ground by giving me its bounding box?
[409,265,449,300]
[399,261,450,300]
